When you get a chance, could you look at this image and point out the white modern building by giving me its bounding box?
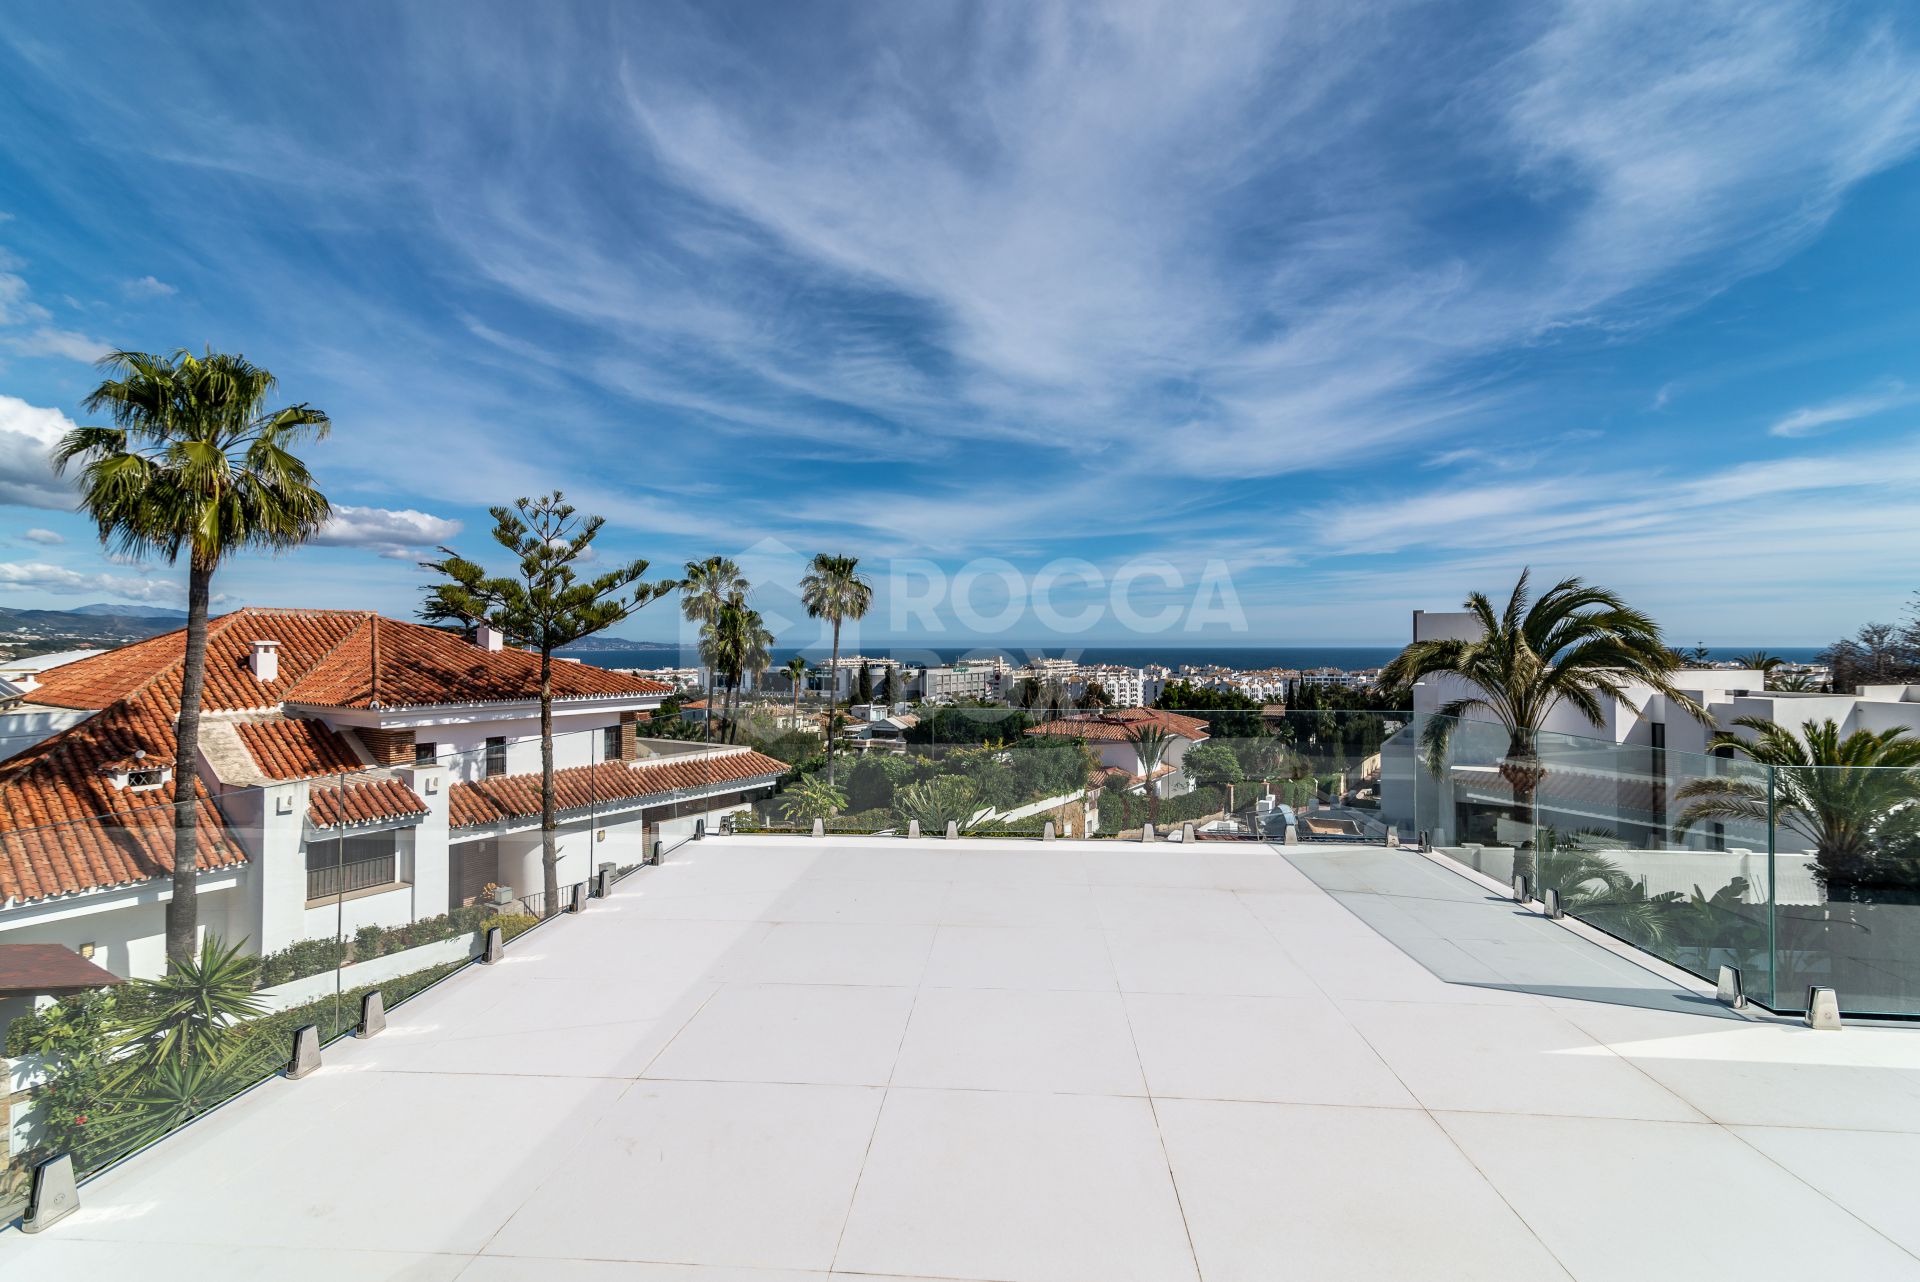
[0,609,787,982]
[1384,607,1920,879]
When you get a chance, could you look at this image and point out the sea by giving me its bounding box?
[572,644,1827,674]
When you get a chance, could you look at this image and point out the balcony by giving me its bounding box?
[304,852,399,902]
[8,833,1920,1278]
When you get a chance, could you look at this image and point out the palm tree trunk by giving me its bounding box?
[827,621,842,785]
[165,557,214,972]
[1502,730,1544,886]
[540,646,558,910]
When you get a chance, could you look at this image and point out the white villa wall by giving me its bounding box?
[299,881,420,942]
[417,712,624,781]
[1411,670,1764,750]
[0,874,246,981]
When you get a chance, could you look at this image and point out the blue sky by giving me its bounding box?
[3,1,1920,649]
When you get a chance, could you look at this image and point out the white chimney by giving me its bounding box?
[249,639,280,683]
[476,624,506,653]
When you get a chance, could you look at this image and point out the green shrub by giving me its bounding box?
[491,912,539,942]
[254,936,350,987]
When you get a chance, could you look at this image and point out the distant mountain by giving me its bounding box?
[556,635,680,654]
[71,602,188,619]
[0,605,185,645]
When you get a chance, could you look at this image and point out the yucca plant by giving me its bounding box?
[894,776,983,834]
[1129,723,1173,827]
[114,935,267,1068]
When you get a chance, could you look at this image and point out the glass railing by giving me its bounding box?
[1395,709,1920,1019]
[724,703,1412,842]
[1403,712,1777,1004]
[0,719,774,1222]
[10,692,1920,1219]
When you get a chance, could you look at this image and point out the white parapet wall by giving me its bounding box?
[254,930,485,1014]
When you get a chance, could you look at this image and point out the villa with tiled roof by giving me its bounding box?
[1026,708,1210,801]
[0,609,783,980]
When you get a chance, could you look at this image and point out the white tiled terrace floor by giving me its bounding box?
[11,836,1920,1281]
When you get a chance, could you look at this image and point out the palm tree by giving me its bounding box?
[782,775,847,825]
[702,592,774,744]
[1130,723,1173,827]
[1732,651,1785,689]
[1380,569,1703,883]
[799,553,873,784]
[784,655,810,727]
[682,557,748,742]
[1673,717,1920,891]
[56,349,331,970]
[1081,680,1112,710]
[1534,835,1676,948]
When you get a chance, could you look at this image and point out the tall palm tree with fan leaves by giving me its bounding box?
[784,655,810,729]
[702,591,774,744]
[1380,569,1704,883]
[681,557,748,742]
[800,553,872,784]
[56,349,331,970]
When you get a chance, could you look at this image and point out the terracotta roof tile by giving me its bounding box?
[1,607,669,904]
[237,718,364,780]
[1025,708,1210,744]
[308,778,430,829]
[448,750,786,829]
[0,700,246,906]
[287,616,672,710]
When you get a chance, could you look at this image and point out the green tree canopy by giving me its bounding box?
[421,493,674,904]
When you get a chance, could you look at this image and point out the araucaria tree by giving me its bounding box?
[800,553,872,784]
[1380,569,1702,879]
[422,493,673,907]
[57,349,331,970]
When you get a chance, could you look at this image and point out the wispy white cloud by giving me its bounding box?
[21,527,64,545]
[0,560,186,605]
[311,504,463,560]
[3,2,1919,639]
[1768,381,1914,437]
[123,274,176,298]
[0,394,77,508]
[4,326,110,362]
